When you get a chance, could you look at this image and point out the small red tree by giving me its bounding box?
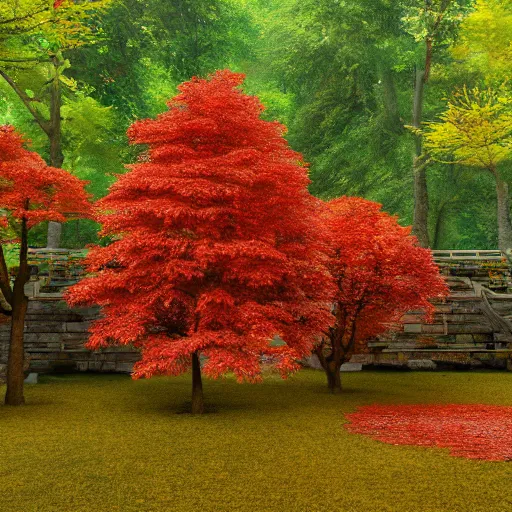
[0,125,91,405]
[66,70,333,414]
[316,196,448,392]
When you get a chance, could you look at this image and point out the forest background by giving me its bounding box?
[1,0,510,251]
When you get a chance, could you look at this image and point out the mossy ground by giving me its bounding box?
[1,370,511,512]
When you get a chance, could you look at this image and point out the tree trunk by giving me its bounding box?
[47,56,64,249]
[4,289,28,405]
[4,216,29,406]
[326,361,342,393]
[432,201,447,249]
[46,222,62,249]
[411,67,430,248]
[191,351,204,414]
[495,174,512,252]
[315,344,342,393]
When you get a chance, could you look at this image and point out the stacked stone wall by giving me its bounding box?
[0,299,139,375]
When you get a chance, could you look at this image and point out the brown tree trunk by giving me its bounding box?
[0,63,63,248]
[191,351,204,414]
[4,288,28,405]
[432,201,448,249]
[326,361,342,393]
[315,341,342,393]
[4,216,29,406]
[47,56,64,249]
[411,67,430,248]
[494,173,512,252]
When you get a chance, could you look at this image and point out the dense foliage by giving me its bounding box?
[2,0,511,250]
[66,71,333,412]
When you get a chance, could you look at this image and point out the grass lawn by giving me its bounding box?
[1,369,512,512]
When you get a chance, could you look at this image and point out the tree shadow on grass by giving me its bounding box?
[175,401,218,415]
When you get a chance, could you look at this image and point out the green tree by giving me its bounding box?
[0,0,110,247]
[424,86,512,251]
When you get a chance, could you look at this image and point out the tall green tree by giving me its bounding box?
[0,0,110,247]
[68,0,255,122]
[402,0,470,247]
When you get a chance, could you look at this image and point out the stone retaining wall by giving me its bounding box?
[1,270,512,376]
[0,299,139,375]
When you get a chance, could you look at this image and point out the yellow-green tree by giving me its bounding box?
[424,86,512,251]
[0,0,110,247]
[452,0,512,81]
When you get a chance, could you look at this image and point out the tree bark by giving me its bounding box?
[326,361,342,393]
[0,61,64,248]
[411,67,430,248]
[47,56,64,249]
[4,215,30,406]
[315,345,342,393]
[432,201,448,250]
[46,222,62,249]
[191,351,204,414]
[494,174,512,252]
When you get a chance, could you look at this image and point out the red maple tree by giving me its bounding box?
[0,125,91,405]
[316,196,448,392]
[66,70,334,413]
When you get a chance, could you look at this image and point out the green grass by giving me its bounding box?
[1,370,512,512]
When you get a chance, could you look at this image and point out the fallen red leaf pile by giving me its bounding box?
[345,404,512,461]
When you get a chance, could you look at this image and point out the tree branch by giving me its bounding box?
[0,56,44,64]
[0,6,49,26]
[0,69,51,135]
[314,342,328,371]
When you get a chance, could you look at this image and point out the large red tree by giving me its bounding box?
[316,197,448,392]
[66,70,333,413]
[0,125,91,405]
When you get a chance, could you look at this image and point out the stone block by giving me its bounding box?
[404,324,422,333]
[407,359,437,370]
[402,314,425,324]
[350,354,373,364]
[422,324,446,334]
[302,354,323,370]
[65,322,90,333]
[26,322,65,333]
[24,373,38,384]
[29,361,51,371]
[473,334,493,342]
[340,363,362,372]
[76,361,89,372]
[116,362,134,373]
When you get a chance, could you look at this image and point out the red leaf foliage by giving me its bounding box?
[321,197,448,362]
[66,70,334,382]
[345,404,512,461]
[0,126,92,228]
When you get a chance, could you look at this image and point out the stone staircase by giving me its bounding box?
[357,255,512,370]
